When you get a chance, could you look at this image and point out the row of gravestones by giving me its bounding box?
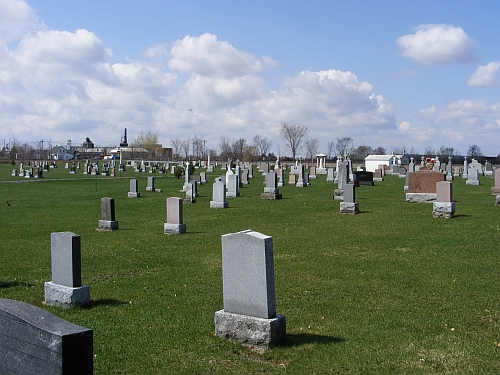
[0,227,285,374]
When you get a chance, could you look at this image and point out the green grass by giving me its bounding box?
[0,163,499,374]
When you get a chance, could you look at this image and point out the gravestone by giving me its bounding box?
[184,182,196,203]
[406,170,444,202]
[446,158,453,181]
[288,173,296,185]
[214,230,286,350]
[339,183,359,214]
[226,174,240,197]
[491,169,500,195]
[462,157,468,179]
[276,168,285,187]
[296,165,306,188]
[334,161,348,200]
[164,197,186,234]
[354,171,374,186]
[96,197,118,231]
[432,181,455,218]
[326,167,335,182]
[261,171,282,200]
[200,171,207,184]
[241,169,249,185]
[44,232,90,308]
[146,177,155,191]
[309,166,317,179]
[128,179,140,197]
[11,169,17,177]
[484,161,493,177]
[210,178,228,209]
[0,298,93,375]
[374,168,383,182]
[466,167,480,185]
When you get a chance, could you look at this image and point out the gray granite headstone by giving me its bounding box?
[466,167,480,185]
[215,230,286,350]
[0,298,93,375]
[45,232,90,307]
[164,197,186,234]
[128,179,140,197]
[97,197,118,231]
[210,178,228,208]
[226,174,239,197]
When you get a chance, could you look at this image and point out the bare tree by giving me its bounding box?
[171,138,183,157]
[327,141,335,160]
[335,137,353,158]
[252,134,272,160]
[192,135,205,159]
[279,122,308,160]
[181,137,191,159]
[219,136,232,161]
[467,144,482,159]
[304,138,320,164]
[231,138,247,160]
[352,144,373,162]
[424,145,435,156]
[373,146,386,155]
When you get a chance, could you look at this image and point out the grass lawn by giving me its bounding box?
[0,162,499,374]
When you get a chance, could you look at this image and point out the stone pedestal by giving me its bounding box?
[340,202,359,214]
[210,201,229,208]
[405,193,436,203]
[261,193,282,200]
[432,202,456,219]
[44,282,90,308]
[466,180,480,186]
[333,189,344,200]
[128,192,140,198]
[214,310,286,351]
[163,223,186,235]
[97,220,119,231]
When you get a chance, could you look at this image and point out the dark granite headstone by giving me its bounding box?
[354,171,373,186]
[0,298,93,374]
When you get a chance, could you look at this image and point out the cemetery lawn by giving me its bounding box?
[0,163,499,374]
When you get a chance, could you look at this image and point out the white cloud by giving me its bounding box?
[168,33,277,77]
[0,0,44,43]
[396,24,474,65]
[467,61,500,87]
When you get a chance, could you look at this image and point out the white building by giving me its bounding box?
[364,154,402,172]
[51,146,74,160]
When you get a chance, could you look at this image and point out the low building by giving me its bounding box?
[51,146,74,160]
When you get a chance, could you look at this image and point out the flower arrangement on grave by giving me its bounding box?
[425,158,434,170]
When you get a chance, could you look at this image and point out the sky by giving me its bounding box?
[1,0,500,157]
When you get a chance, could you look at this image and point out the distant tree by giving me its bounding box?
[242,145,258,161]
[219,136,232,161]
[171,138,183,157]
[373,146,386,155]
[191,135,205,159]
[438,145,455,156]
[181,137,191,159]
[135,131,159,158]
[352,144,373,162]
[424,145,435,156]
[326,141,336,160]
[252,134,272,160]
[335,137,353,158]
[467,144,482,159]
[304,138,320,163]
[279,122,308,160]
[231,138,247,160]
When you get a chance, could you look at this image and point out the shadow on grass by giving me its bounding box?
[0,281,34,288]
[281,333,344,347]
[85,299,130,309]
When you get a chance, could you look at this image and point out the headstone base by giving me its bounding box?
[146,187,154,191]
[317,168,327,174]
[264,187,279,194]
[164,223,186,235]
[96,220,119,231]
[128,192,140,198]
[44,282,90,308]
[183,198,196,204]
[261,193,282,200]
[432,202,456,219]
[491,187,500,195]
[155,188,162,192]
[446,175,453,181]
[466,180,480,186]
[210,201,228,209]
[340,202,359,214]
[226,192,240,197]
[405,193,436,203]
[296,181,306,188]
[496,196,500,206]
[214,310,286,351]
[333,189,344,200]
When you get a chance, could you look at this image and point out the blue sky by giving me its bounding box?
[2,0,500,156]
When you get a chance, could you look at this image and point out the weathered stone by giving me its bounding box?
[0,298,93,375]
